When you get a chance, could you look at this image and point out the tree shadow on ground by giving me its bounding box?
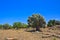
[26,30,36,32]
[25,29,42,32]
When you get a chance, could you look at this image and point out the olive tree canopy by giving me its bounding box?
[27,14,46,31]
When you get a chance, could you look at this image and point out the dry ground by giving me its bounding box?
[0,28,60,40]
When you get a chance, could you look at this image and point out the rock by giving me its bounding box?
[5,37,17,40]
[36,31,39,33]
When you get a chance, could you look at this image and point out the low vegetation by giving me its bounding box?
[47,20,60,27]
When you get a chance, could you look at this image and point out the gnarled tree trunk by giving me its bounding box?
[36,26,40,31]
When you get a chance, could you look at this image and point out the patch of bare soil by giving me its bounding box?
[0,28,60,40]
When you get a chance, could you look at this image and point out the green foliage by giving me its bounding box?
[22,23,28,28]
[13,22,28,29]
[0,24,3,29]
[0,22,27,29]
[27,14,46,31]
[47,20,55,27]
[3,23,10,29]
[13,22,22,29]
[8,25,13,29]
[47,20,60,27]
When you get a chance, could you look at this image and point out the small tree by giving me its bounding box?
[22,23,28,28]
[3,23,10,29]
[27,14,46,31]
[47,20,60,27]
[13,22,22,29]
[47,20,55,27]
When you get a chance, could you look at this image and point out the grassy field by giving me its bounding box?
[0,28,60,40]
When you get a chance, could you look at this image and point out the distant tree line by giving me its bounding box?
[0,22,28,29]
[47,20,60,27]
[0,14,60,31]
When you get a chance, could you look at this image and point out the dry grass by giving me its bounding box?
[0,28,60,40]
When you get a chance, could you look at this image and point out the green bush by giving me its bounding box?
[13,22,22,29]
[3,23,10,29]
[47,20,60,27]
[0,24,3,29]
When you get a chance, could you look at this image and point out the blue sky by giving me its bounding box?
[0,0,60,25]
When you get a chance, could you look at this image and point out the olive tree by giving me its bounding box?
[27,14,46,31]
